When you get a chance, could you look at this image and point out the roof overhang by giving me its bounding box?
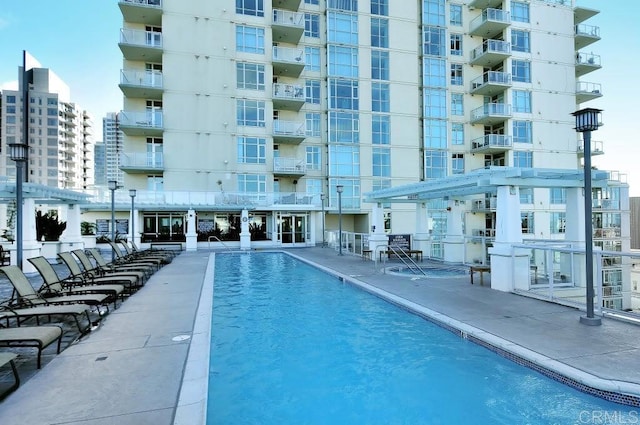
[0,181,90,205]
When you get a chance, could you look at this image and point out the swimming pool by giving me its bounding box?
[208,252,637,424]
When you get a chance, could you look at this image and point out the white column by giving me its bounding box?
[368,203,388,261]
[240,209,251,250]
[59,204,84,252]
[443,200,465,263]
[565,187,587,292]
[18,199,42,273]
[413,202,431,258]
[185,209,198,251]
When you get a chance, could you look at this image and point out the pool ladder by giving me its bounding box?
[388,245,427,276]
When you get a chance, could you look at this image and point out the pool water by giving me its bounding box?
[208,253,636,424]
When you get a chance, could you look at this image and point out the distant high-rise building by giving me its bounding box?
[93,141,107,187]
[102,112,124,186]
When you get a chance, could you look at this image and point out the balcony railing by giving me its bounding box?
[118,110,163,136]
[120,28,162,48]
[471,134,513,152]
[274,157,306,174]
[577,139,604,156]
[272,46,305,77]
[470,39,511,67]
[471,103,512,124]
[120,152,164,170]
[272,83,305,111]
[469,8,511,38]
[273,120,305,137]
[470,71,512,95]
[120,69,163,89]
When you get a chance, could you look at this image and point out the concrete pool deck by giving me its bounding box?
[1,247,639,423]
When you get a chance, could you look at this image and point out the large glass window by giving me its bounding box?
[238,174,266,192]
[423,89,447,118]
[451,153,464,174]
[450,34,463,56]
[451,93,463,116]
[424,119,447,148]
[372,82,390,112]
[451,122,464,145]
[520,188,533,204]
[305,79,321,104]
[329,111,359,143]
[236,62,265,90]
[329,145,360,176]
[329,179,360,209]
[371,50,389,80]
[328,45,359,78]
[512,60,531,83]
[513,90,531,113]
[550,212,566,234]
[329,79,358,110]
[423,27,446,57]
[423,0,445,26]
[306,146,322,170]
[511,29,530,53]
[514,151,533,168]
[372,114,390,144]
[328,11,358,45]
[513,120,532,143]
[550,188,566,204]
[450,4,462,26]
[236,100,265,127]
[328,0,358,11]
[450,63,463,85]
[371,18,389,48]
[511,1,530,23]
[371,0,388,15]
[305,46,321,71]
[305,13,321,38]
[306,112,321,137]
[236,0,264,16]
[237,137,266,164]
[425,150,447,179]
[423,58,446,87]
[372,147,391,177]
[236,25,265,54]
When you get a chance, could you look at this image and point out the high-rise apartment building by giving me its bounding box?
[102,112,124,186]
[93,141,107,187]
[0,65,94,189]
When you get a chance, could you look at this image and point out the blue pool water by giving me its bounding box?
[208,253,636,424]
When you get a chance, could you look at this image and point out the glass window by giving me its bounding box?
[236,0,264,17]
[425,150,447,179]
[512,60,531,83]
[514,151,533,168]
[6,116,16,124]
[236,25,265,54]
[306,112,321,137]
[423,27,446,57]
[513,90,531,113]
[424,119,447,148]
[305,0,319,4]
[306,179,322,194]
[521,212,533,234]
[328,45,359,78]
[550,212,566,234]
[329,111,359,143]
[306,146,322,170]
[328,11,358,45]
[329,145,360,176]
[423,58,446,87]
[451,122,464,145]
[423,88,447,118]
[512,29,530,53]
[520,188,533,204]
[450,63,463,85]
[513,120,532,143]
[305,79,321,104]
[451,153,464,174]
[372,179,391,208]
[236,99,265,127]
[328,0,358,11]
[371,18,389,48]
[372,147,391,177]
[371,50,389,80]
[329,179,361,209]
[550,188,566,204]
[450,4,462,26]
[450,34,463,56]
[372,114,390,145]
[305,13,321,38]
[237,137,266,164]
[6,95,16,103]
[423,0,445,26]
[238,174,266,192]
[328,78,358,110]
[236,63,265,90]
[371,0,388,15]
[305,46,321,71]
[372,82,390,112]
[451,93,463,116]
[511,1,530,23]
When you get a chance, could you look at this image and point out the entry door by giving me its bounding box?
[280,215,306,245]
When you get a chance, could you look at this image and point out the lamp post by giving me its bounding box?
[129,189,137,247]
[320,193,325,247]
[336,185,344,256]
[108,180,118,262]
[572,107,603,326]
[9,143,28,269]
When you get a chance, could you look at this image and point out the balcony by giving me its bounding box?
[119,28,163,62]
[272,46,305,77]
[576,81,602,104]
[120,152,164,173]
[119,110,164,136]
[118,0,162,25]
[470,71,511,96]
[273,83,305,111]
[273,120,305,144]
[273,157,306,177]
[575,23,600,50]
[119,69,163,100]
[470,39,511,67]
[575,52,601,77]
[577,139,604,157]
[471,135,512,153]
[469,9,511,39]
[272,9,304,44]
[471,103,512,125]
[272,0,301,12]
[468,0,503,9]
[574,5,599,25]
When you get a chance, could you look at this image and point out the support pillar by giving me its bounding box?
[185,209,198,251]
[16,199,41,273]
[443,200,465,263]
[565,187,586,287]
[59,204,84,252]
[368,203,388,261]
[240,209,250,250]
[413,203,431,259]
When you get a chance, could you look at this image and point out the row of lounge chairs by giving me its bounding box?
[0,242,178,400]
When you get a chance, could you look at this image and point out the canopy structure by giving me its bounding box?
[0,179,90,205]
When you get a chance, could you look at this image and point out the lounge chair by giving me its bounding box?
[71,249,147,286]
[0,325,63,369]
[58,252,141,294]
[129,241,177,262]
[113,241,165,268]
[27,257,122,310]
[0,302,93,336]
[106,242,161,272]
[0,352,19,400]
[86,248,155,278]
[1,265,112,314]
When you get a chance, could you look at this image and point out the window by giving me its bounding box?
[237,137,266,164]
[6,95,16,103]
[511,1,530,23]
[424,119,447,148]
[513,120,532,143]
[423,27,446,57]
[236,0,264,17]
[305,79,321,104]
[305,47,321,71]
[372,114,390,144]
[511,29,530,53]
[425,150,447,179]
[306,179,322,195]
[451,93,463,116]
[329,79,358,110]
[371,0,388,15]
[305,13,320,38]
[512,60,531,83]
[329,179,361,209]
[451,153,464,174]
[423,0,445,26]
[238,174,266,192]
[6,105,15,114]
[236,25,265,54]
[423,58,446,87]
[329,111,359,143]
[514,151,532,168]
[306,113,321,137]
[550,212,566,234]
[550,188,566,204]
[328,0,358,11]
[373,179,391,208]
[236,99,265,127]
[328,11,358,45]
[47,108,57,116]
[306,146,322,170]
[372,147,391,177]
[329,145,360,176]
[521,212,533,234]
[372,82,390,112]
[520,188,533,204]
[236,63,265,90]
[450,4,462,26]
[513,90,531,113]
[423,89,447,118]
[371,50,390,80]
[450,34,463,56]
[371,18,389,48]
[305,0,319,4]
[328,45,359,78]
[451,123,464,145]
[147,176,163,191]
[450,63,463,85]
[6,116,16,124]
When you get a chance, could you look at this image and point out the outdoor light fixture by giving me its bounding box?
[9,142,28,269]
[572,107,603,326]
[320,193,326,248]
[129,189,137,246]
[336,185,344,256]
[109,180,118,261]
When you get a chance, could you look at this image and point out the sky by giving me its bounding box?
[0,0,638,195]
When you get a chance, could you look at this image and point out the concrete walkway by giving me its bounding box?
[0,247,639,424]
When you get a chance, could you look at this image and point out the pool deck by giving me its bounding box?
[1,247,640,424]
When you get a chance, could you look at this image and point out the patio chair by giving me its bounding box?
[106,242,162,271]
[0,352,19,400]
[86,248,155,278]
[2,264,113,314]
[131,241,177,261]
[70,249,146,288]
[58,251,141,295]
[0,300,94,337]
[0,325,63,369]
[114,241,166,267]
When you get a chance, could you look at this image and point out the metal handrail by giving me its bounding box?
[208,236,233,251]
[388,245,426,276]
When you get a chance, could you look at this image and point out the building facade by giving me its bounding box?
[103,112,125,187]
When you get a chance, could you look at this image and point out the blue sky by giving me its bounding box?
[0,1,638,195]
